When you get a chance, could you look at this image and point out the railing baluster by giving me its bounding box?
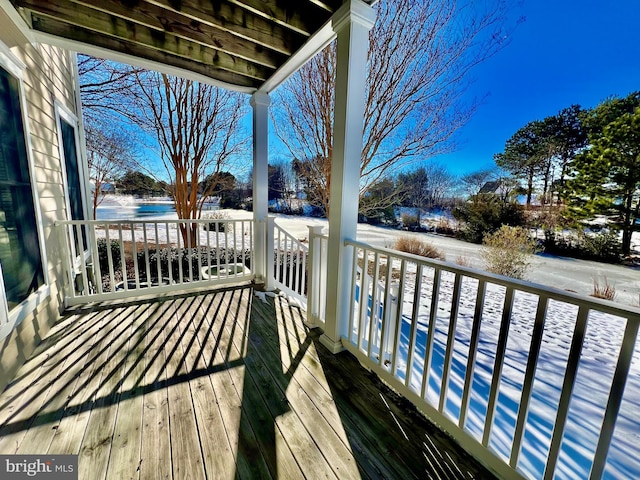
[77,224,90,297]
[378,253,393,368]
[347,245,359,343]
[105,224,115,293]
[118,223,126,292]
[143,222,151,285]
[165,222,173,285]
[132,222,140,289]
[300,248,307,296]
[177,221,184,284]
[155,222,161,284]
[215,221,221,279]
[590,316,639,479]
[405,264,425,390]
[89,223,103,296]
[288,235,294,290]
[460,279,486,429]
[186,221,193,283]
[196,221,202,282]
[483,286,515,446]
[368,252,381,360]
[421,267,441,400]
[358,249,370,353]
[510,295,549,467]
[439,272,463,413]
[391,259,407,376]
[224,220,229,269]
[544,305,590,480]
[241,220,246,274]
[206,220,212,281]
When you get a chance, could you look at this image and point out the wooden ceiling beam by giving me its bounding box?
[29,14,263,87]
[146,0,305,56]
[229,0,335,36]
[15,1,274,81]
[61,0,287,69]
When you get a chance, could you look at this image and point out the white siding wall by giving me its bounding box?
[0,30,80,391]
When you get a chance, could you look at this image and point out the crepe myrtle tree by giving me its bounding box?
[274,0,515,216]
[128,71,247,247]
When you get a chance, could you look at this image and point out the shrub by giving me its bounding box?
[481,226,538,279]
[581,231,622,262]
[393,236,445,260]
[455,256,473,268]
[400,214,421,231]
[543,230,622,263]
[453,193,524,243]
[591,277,616,301]
[435,217,457,236]
[203,211,231,232]
[96,238,121,275]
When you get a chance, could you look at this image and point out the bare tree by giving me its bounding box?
[77,55,140,124]
[460,167,499,197]
[128,72,247,246]
[274,0,514,215]
[85,119,137,217]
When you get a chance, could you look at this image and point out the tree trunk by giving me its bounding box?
[526,168,534,207]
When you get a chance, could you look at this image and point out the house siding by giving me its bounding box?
[0,34,81,391]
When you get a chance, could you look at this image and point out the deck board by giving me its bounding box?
[0,287,496,480]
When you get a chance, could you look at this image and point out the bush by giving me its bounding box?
[543,230,622,263]
[393,236,445,260]
[137,247,249,282]
[202,211,231,232]
[591,276,616,301]
[96,238,121,274]
[401,214,421,231]
[481,226,538,279]
[453,193,524,243]
[581,231,622,262]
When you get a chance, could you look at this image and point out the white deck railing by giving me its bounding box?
[269,218,309,307]
[342,239,640,480]
[267,219,328,329]
[57,218,254,305]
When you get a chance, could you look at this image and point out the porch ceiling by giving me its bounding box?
[6,0,374,92]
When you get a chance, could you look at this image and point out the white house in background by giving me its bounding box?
[0,6,90,388]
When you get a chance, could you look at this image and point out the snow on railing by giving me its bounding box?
[56,218,254,305]
[343,239,640,480]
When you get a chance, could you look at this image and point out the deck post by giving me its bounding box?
[321,0,375,353]
[250,92,271,287]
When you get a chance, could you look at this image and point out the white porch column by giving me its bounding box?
[250,92,271,287]
[320,0,375,353]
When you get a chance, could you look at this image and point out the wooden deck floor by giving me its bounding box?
[0,287,496,479]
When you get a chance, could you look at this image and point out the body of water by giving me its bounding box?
[96,202,177,220]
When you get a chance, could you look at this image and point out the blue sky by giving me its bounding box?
[435,0,640,176]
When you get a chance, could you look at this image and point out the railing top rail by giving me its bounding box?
[55,218,249,226]
[345,238,640,321]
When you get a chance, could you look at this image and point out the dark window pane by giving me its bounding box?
[0,66,44,309]
[60,118,86,251]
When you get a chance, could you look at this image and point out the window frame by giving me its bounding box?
[0,39,50,333]
[54,101,92,270]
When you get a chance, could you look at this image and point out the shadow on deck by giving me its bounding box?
[0,286,496,479]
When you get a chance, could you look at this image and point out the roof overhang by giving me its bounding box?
[0,0,377,94]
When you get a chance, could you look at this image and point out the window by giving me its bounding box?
[0,65,44,311]
[57,111,87,253]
